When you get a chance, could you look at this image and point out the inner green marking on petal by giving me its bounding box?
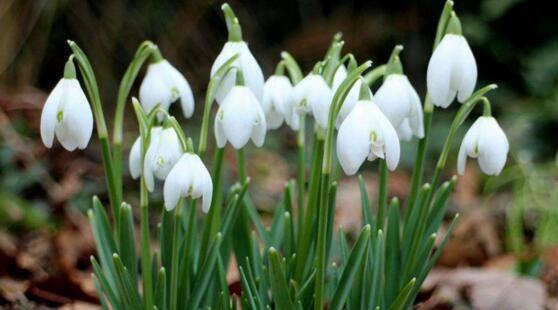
[171,87,180,101]
[57,111,64,123]
[157,156,166,166]
[370,131,378,143]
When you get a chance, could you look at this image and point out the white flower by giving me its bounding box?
[40,78,93,151]
[290,74,333,129]
[458,116,508,176]
[215,86,266,149]
[143,127,182,191]
[210,41,264,104]
[427,34,477,108]
[375,74,424,139]
[128,127,164,179]
[139,60,195,119]
[261,75,292,129]
[396,119,413,142]
[164,153,213,212]
[337,100,400,175]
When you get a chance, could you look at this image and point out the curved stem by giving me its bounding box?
[280,51,304,83]
[363,65,386,87]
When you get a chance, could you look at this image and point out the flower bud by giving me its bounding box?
[458,116,508,176]
[337,100,400,175]
[164,153,213,212]
[214,86,266,149]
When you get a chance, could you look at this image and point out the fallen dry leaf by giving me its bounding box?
[422,268,546,310]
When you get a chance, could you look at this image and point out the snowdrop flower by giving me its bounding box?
[261,75,292,129]
[164,153,213,212]
[458,116,508,176]
[215,85,266,149]
[332,65,347,91]
[427,15,477,108]
[144,127,182,191]
[375,74,424,139]
[337,100,400,175]
[40,59,93,151]
[290,74,333,130]
[211,4,264,104]
[128,127,163,179]
[139,58,195,119]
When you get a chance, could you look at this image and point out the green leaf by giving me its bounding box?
[91,257,121,309]
[268,247,295,310]
[154,267,167,310]
[240,265,260,310]
[118,203,138,286]
[189,233,223,309]
[370,230,385,309]
[388,278,416,310]
[384,198,401,307]
[113,254,143,309]
[329,225,371,310]
[425,178,456,237]
[359,174,373,227]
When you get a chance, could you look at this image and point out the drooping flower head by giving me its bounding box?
[143,127,182,191]
[289,73,333,130]
[261,74,292,130]
[164,153,213,212]
[332,64,372,128]
[40,57,93,151]
[139,50,195,119]
[337,100,400,175]
[210,4,264,104]
[427,13,477,108]
[375,46,424,141]
[458,116,508,176]
[215,73,267,149]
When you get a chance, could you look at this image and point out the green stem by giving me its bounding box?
[296,114,306,227]
[363,65,386,87]
[222,3,243,42]
[170,200,183,310]
[68,41,119,227]
[139,179,153,310]
[112,41,157,203]
[377,160,388,231]
[280,51,304,83]
[314,171,330,310]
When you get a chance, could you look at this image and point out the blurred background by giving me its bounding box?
[1,0,558,308]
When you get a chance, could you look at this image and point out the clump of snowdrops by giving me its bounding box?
[39,1,508,309]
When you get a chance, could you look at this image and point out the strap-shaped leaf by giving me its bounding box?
[388,278,416,310]
[91,257,121,309]
[384,198,401,307]
[268,247,294,310]
[118,203,138,286]
[329,225,371,310]
[189,233,223,309]
[154,267,167,310]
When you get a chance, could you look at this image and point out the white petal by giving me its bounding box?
[373,104,400,171]
[332,65,347,91]
[129,137,142,179]
[191,154,213,213]
[455,37,478,103]
[214,108,227,148]
[457,117,483,175]
[427,34,455,108]
[375,75,409,128]
[262,76,291,129]
[251,103,267,147]
[139,63,173,115]
[163,155,188,211]
[160,60,196,118]
[40,79,64,148]
[407,80,424,139]
[336,101,374,175]
[396,119,413,142]
[336,79,365,129]
[295,75,333,129]
[221,86,260,149]
[477,117,508,175]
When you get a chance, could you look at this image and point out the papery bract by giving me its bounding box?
[427,34,477,108]
[458,116,508,176]
[211,41,264,104]
[337,100,400,175]
[40,78,93,151]
[139,60,195,119]
[375,74,424,139]
[143,127,182,191]
[214,86,266,149]
[163,153,213,212]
